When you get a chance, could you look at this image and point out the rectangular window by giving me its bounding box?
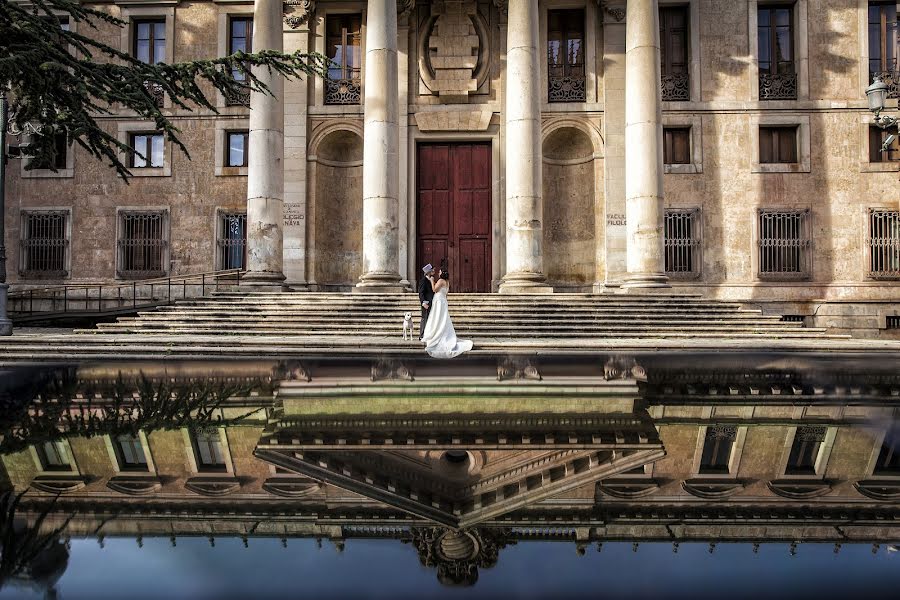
[757,6,796,100]
[117,211,168,278]
[134,19,166,64]
[217,212,247,270]
[191,429,227,472]
[31,132,68,171]
[20,211,69,278]
[759,126,798,164]
[867,209,900,279]
[547,9,586,103]
[113,434,149,471]
[130,133,164,169]
[663,127,691,165]
[757,209,810,278]
[664,208,701,277]
[35,441,71,472]
[226,131,249,167]
[786,426,827,475]
[870,126,900,162]
[227,16,253,106]
[699,425,736,474]
[659,5,689,101]
[869,2,898,99]
[325,14,362,105]
[875,426,900,475]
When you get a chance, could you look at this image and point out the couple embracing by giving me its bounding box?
[417,263,473,358]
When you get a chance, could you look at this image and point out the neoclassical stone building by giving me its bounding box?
[5,1,900,332]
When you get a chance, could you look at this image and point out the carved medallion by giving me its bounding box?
[283,0,315,29]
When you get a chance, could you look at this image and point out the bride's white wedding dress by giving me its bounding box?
[421,285,473,358]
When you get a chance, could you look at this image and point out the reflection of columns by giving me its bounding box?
[244,0,285,285]
[356,0,403,291]
[498,0,552,294]
[621,0,669,289]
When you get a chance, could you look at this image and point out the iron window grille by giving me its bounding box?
[547,9,586,103]
[757,6,797,100]
[226,131,249,167]
[19,210,69,279]
[226,16,253,106]
[867,209,900,279]
[191,429,228,472]
[217,212,247,270]
[325,14,362,105]
[699,425,737,474]
[117,211,168,279]
[113,434,149,472]
[664,208,701,278]
[869,2,899,99]
[659,5,690,101]
[757,209,811,279]
[887,315,900,329]
[786,425,827,475]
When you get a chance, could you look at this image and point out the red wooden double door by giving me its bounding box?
[416,143,492,293]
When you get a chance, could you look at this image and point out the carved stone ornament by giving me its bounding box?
[397,0,415,19]
[597,1,625,22]
[273,360,311,382]
[427,0,480,103]
[602,357,646,381]
[410,527,513,585]
[283,0,315,29]
[492,0,507,18]
[497,357,541,382]
[371,359,414,381]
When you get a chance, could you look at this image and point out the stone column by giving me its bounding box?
[356,0,403,292]
[244,0,286,286]
[498,0,552,294]
[621,0,669,290]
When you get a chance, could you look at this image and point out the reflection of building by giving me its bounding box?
[5,1,900,333]
[1,359,899,582]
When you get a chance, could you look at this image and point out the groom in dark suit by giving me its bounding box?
[418,263,435,340]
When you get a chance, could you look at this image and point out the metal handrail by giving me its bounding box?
[8,269,243,320]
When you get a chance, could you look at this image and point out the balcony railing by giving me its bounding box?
[759,71,797,101]
[871,70,900,100]
[325,78,361,105]
[224,85,251,107]
[548,74,586,103]
[661,72,690,102]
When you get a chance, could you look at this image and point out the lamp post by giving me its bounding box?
[866,75,900,152]
[0,89,12,336]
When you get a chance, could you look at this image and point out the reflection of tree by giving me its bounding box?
[0,369,260,455]
[0,490,71,599]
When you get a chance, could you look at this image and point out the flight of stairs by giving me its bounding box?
[78,291,832,340]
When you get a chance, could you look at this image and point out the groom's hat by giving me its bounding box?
[422,264,434,273]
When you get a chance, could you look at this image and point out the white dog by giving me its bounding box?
[402,312,414,340]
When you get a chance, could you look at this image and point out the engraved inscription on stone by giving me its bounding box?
[607,214,626,226]
[284,204,305,227]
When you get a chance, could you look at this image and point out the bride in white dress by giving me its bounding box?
[420,269,473,358]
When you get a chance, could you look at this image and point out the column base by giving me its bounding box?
[240,271,287,291]
[498,273,554,295]
[354,271,405,294]
[619,273,671,292]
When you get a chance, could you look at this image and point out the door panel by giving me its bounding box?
[417,143,492,292]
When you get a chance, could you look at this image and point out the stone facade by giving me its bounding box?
[5,1,900,332]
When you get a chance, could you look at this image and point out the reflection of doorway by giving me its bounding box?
[416,143,492,293]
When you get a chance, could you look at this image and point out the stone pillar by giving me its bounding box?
[244,0,286,286]
[621,0,669,290]
[498,0,552,294]
[356,0,403,292]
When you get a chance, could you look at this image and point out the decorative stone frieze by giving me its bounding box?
[426,0,480,103]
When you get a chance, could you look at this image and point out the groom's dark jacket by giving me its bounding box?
[418,275,435,333]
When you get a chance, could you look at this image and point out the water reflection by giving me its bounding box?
[0,361,898,596]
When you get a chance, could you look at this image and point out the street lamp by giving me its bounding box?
[0,89,12,335]
[866,75,900,152]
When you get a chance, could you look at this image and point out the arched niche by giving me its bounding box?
[541,126,598,290]
[310,128,364,289]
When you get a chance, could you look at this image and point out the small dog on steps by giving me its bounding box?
[402,312,414,340]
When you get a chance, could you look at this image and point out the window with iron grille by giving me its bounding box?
[664,208,701,277]
[130,133,164,169]
[757,6,796,100]
[869,2,899,99]
[325,14,362,105]
[191,429,227,472]
[867,209,900,279]
[547,9,586,103]
[217,212,247,270]
[113,434,149,472]
[660,5,690,101]
[226,131,249,167]
[887,315,900,329]
[663,127,691,165]
[869,126,900,162]
[35,441,72,472]
[699,425,736,474]
[875,425,900,475]
[20,210,69,279]
[757,209,810,279]
[759,126,798,164]
[227,16,253,106]
[786,425,827,475]
[117,211,168,278]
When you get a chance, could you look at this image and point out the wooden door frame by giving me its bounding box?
[406,129,502,292]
